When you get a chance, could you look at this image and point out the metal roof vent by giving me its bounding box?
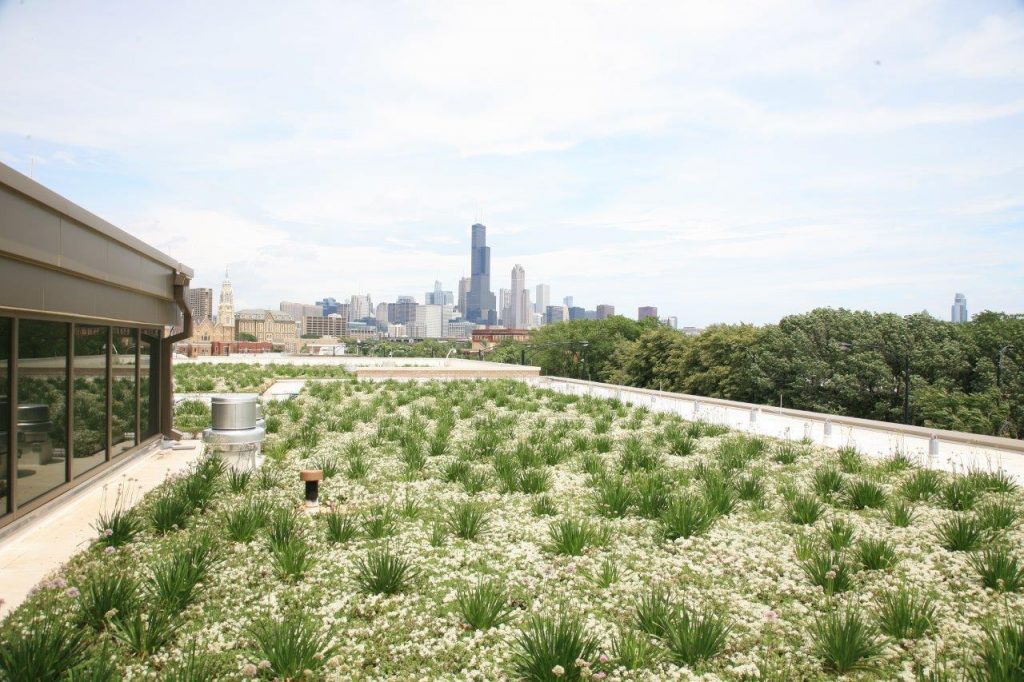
[202,394,265,470]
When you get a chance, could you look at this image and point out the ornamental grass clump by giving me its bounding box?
[660,604,731,666]
[266,507,299,550]
[456,580,515,630]
[94,505,142,549]
[787,493,825,525]
[801,551,856,595]
[511,613,600,682]
[227,467,252,493]
[612,629,661,670]
[965,468,1018,495]
[901,469,944,502]
[310,453,340,479]
[635,472,672,519]
[344,443,370,480]
[934,513,985,551]
[875,587,936,640]
[224,499,271,543]
[661,494,717,540]
[716,436,763,471]
[772,441,804,465]
[76,569,141,631]
[620,436,661,472]
[149,535,217,611]
[942,478,980,511]
[970,621,1024,681]
[0,610,89,681]
[518,467,552,494]
[547,518,609,555]
[354,549,417,595]
[855,537,900,570]
[271,537,315,582]
[362,505,397,539]
[844,479,888,510]
[111,609,178,658]
[976,499,1019,532]
[735,472,766,506]
[885,500,917,528]
[441,459,471,484]
[813,608,884,673]
[323,510,358,544]
[634,587,674,638]
[822,517,855,551]
[813,465,845,499]
[702,472,738,516]
[531,495,558,517]
[148,485,192,535]
[447,501,490,540]
[593,474,634,517]
[969,547,1024,592]
[663,425,697,457]
[837,446,864,474]
[247,612,337,680]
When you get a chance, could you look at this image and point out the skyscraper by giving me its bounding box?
[638,306,658,321]
[466,223,496,324]
[217,269,235,328]
[425,280,454,306]
[596,304,615,320]
[510,264,527,328]
[458,276,471,317]
[563,295,574,308]
[951,293,969,323]
[349,294,372,320]
[499,288,512,326]
[187,287,213,322]
[535,283,550,315]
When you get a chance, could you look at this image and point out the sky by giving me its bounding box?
[1,1,1022,326]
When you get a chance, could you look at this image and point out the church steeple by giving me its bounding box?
[217,268,235,328]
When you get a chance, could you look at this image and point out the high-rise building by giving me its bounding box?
[349,294,373,321]
[638,306,658,321]
[499,288,512,326]
[409,304,451,338]
[217,269,235,328]
[458,276,471,317]
[569,306,587,321]
[425,280,454,306]
[389,296,418,324]
[535,283,550,315]
[661,316,678,329]
[466,223,496,324]
[563,295,574,308]
[280,301,323,321]
[951,293,969,324]
[186,288,213,322]
[596,304,615,320]
[520,289,533,329]
[375,302,389,326]
[545,305,570,324]
[316,297,341,316]
[510,265,527,328]
[303,314,348,338]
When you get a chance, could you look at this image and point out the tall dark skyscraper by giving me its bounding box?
[466,223,496,324]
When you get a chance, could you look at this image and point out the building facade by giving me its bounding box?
[510,265,527,329]
[638,306,658,321]
[186,288,213,322]
[217,271,235,327]
[280,301,323,321]
[236,309,299,351]
[535,283,550,316]
[0,162,192,529]
[458,277,471,318]
[425,280,454,306]
[302,314,348,338]
[466,223,496,324]
[546,305,570,324]
[951,293,969,324]
[596,304,615,320]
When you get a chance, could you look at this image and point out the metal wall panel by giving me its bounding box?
[0,186,61,266]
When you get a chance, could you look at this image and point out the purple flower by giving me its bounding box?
[104,546,117,554]
[65,587,80,598]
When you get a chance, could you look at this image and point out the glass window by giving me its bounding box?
[17,319,68,506]
[139,329,161,440]
[73,325,108,477]
[1,317,10,515]
[111,328,137,456]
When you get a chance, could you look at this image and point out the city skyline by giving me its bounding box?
[1,2,1021,325]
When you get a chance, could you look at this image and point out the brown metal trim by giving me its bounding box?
[134,328,141,447]
[9,318,17,515]
[105,326,112,464]
[0,250,176,304]
[161,272,193,439]
[66,323,74,484]
[0,305,168,330]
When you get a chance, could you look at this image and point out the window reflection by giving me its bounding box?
[1,317,10,515]
[73,326,108,476]
[16,320,68,506]
[111,328,137,456]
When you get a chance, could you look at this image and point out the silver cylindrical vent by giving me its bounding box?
[211,395,258,430]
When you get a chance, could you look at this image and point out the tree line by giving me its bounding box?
[488,309,1024,439]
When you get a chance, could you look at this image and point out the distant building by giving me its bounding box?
[349,294,372,321]
[563,295,574,308]
[466,223,497,324]
[661,316,678,329]
[387,323,408,338]
[186,288,213,322]
[535,283,550,316]
[236,309,298,351]
[375,302,390,326]
[546,305,570,324]
[389,297,418,324]
[596,304,615,320]
[446,320,477,340]
[425,280,454,306]
[316,297,341,316]
[303,314,348,338]
[458,276,471,317]
[217,270,235,328]
[409,304,451,338]
[499,288,512,326]
[638,306,658,321]
[951,293,969,324]
[681,326,702,336]
[471,327,531,351]
[280,301,323,321]
[511,265,529,329]
[569,306,587,321]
